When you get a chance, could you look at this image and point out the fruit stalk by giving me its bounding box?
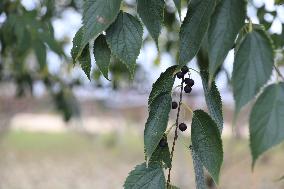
[167,77,184,187]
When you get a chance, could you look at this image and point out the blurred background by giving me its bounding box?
[0,0,284,188]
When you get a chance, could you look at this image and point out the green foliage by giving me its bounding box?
[149,136,171,169]
[148,66,177,105]
[0,1,80,120]
[33,40,47,69]
[232,28,274,114]
[71,27,84,65]
[106,12,143,77]
[124,163,166,189]
[93,35,111,80]
[208,0,246,82]
[249,82,284,167]
[191,150,206,189]
[191,110,223,184]
[137,0,165,46]
[79,0,122,59]
[73,1,284,188]
[179,0,217,67]
[144,94,172,159]
[200,71,223,132]
[78,44,91,80]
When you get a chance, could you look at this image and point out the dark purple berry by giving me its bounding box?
[181,66,189,74]
[185,78,194,86]
[176,71,184,79]
[172,101,178,109]
[184,85,192,93]
[159,138,168,147]
[179,123,187,132]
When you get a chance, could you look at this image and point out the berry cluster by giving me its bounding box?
[176,66,195,94]
[172,66,195,132]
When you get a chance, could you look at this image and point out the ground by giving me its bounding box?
[0,131,283,189]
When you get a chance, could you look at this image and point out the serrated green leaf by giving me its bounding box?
[149,137,171,169]
[192,149,207,189]
[79,0,122,58]
[232,29,274,114]
[208,0,246,82]
[106,12,143,77]
[78,44,91,80]
[191,110,223,184]
[148,66,177,105]
[200,71,223,132]
[93,35,111,80]
[137,0,165,46]
[173,0,181,20]
[124,163,165,189]
[144,94,172,159]
[179,0,217,67]
[249,83,284,167]
[71,27,84,65]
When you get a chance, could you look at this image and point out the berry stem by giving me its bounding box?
[167,78,184,187]
[274,65,284,81]
[188,68,200,74]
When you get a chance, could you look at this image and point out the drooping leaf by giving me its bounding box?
[232,29,274,114]
[191,149,207,189]
[78,44,91,80]
[179,0,217,67]
[93,34,111,80]
[148,66,177,105]
[208,0,246,82]
[39,32,64,56]
[71,27,84,65]
[200,71,223,132]
[173,0,181,20]
[124,163,165,189]
[144,94,172,159]
[149,136,171,169]
[79,0,122,58]
[33,40,46,69]
[191,110,223,184]
[249,83,284,167]
[106,12,143,77]
[137,0,165,46]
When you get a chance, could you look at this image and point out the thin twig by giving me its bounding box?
[188,68,200,74]
[167,78,184,187]
[274,65,284,81]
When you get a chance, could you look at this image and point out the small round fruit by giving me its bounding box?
[176,71,184,79]
[172,101,178,109]
[185,78,194,86]
[159,138,168,147]
[181,66,189,74]
[179,123,187,132]
[184,85,192,93]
